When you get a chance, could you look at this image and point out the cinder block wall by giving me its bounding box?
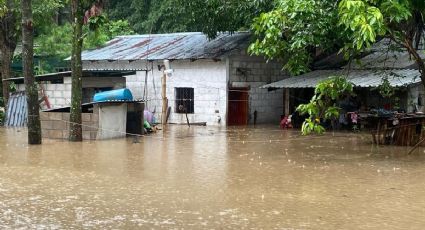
[17,76,126,110]
[228,48,288,124]
[17,78,72,110]
[40,111,99,140]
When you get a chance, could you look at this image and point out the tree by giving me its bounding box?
[35,19,133,60]
[297,76,354,135]
[0,0,19,106]
[107,0,271,36]
[249,0,425,81]
[249,0,345,75]
[0,0,63,108]
[338,0,425,87]
[69,0,103,141]
[21,0,41,144]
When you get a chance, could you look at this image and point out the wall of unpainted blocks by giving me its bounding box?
[40,111,99,140]
[17,76,125,110]
[228,48,288,124]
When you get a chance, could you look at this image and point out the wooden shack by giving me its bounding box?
[367,114,425,146]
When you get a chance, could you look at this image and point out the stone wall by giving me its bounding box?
[40,111,99,140]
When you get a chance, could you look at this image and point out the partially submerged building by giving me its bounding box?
[79,32,288,126]
[262,39,425,116]
[8,70,134,109]
[39,100,144,140]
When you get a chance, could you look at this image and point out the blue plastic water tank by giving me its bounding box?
[93,88,134,102]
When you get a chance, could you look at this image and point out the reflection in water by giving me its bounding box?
[0,126,424,229]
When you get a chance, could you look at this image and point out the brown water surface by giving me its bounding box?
[0,126,424,229]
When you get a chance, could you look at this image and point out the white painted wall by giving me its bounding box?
[125,59,228,126]
[408,84,425,112]
[97,103,127,139]
[84,50,288,126]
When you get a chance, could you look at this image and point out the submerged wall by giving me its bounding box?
[227,47,288,124]
[97,104,127,140]
[40,111,99,140]
[125,59,228,126]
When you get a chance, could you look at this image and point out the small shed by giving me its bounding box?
[5,70,135,110]
[40,100,144,140]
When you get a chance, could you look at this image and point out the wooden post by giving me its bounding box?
[161,59,171,128]
[161,72,167,127]
[284,88,290,116]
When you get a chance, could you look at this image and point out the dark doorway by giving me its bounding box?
[228,87,249,126]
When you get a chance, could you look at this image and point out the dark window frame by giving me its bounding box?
[175,87,194,114]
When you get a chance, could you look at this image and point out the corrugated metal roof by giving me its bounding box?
[5,91,27,127]
[261,69,421,89]
[346,51,425,69]
[78,32,250,61]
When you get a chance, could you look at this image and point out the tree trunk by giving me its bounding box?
[21,0,41,144]
[69,0,84,141]
[0,0,19,108]
[1,46,13,106]
[404,39,425,90]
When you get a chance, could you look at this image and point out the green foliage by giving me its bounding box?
[85,18,134,48]
[249,0,343,75]
[297,76,354,135]
[107,0,270,36]
[35,23,73,58]
[377,76,396,98]
[338,0,411,56]
[36,19,134,59]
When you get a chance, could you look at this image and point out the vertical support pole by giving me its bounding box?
[161,72,167,127]
[285,88,290,116]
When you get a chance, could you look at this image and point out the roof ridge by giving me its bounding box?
[116,31,250,38]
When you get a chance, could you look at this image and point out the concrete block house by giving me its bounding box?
[79,32,288,126]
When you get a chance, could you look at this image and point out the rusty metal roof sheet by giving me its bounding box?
[261,69,422,89]
[79,32,250,61]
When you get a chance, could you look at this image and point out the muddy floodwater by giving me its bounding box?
[0,126,425,229]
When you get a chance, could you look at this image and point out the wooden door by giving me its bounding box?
[227,88,249,126]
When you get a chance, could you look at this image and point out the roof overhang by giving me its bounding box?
[261,69,422,89]
[3,70,136,84]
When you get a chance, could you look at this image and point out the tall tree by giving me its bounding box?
[69,0,102,141]
[0,0,19,106]
[21,0,41,144]
[0,0,63,110]
[106,0,271,36]
[249,0,344,75]
[338,0,425,86]
[249,0,425,81]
